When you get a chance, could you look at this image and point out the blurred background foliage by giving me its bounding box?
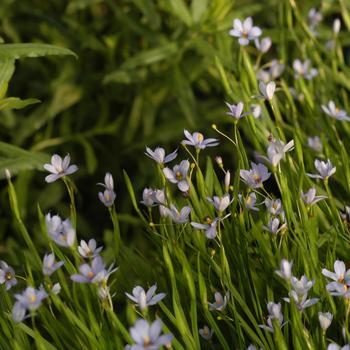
[0,0,349,280]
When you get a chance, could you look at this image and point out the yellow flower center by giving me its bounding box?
[29,295,37,303]
[196,133,204,142]
[143,336,151,346]
[87,271,94,279]
[175,171,182,180]
[5,272,12,281]
[253,174,261,184]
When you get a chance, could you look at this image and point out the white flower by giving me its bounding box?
[199,326,213,340]
[307,159,336,180]
[208,291,230,311]
[318,312,333,331]
[125,284,166,310]
[163,160,190,192]
[321,101,350,121]
[45,213,76,248]
[225,101,249,120]
[264,198,284,216]
[239,192,260,211]
[259,302,285,333]
[127,319,173,350]
[265,139,294,167]
[98,172,116,207]
[182,130,219,149]
[263,218,287,235]
[240,162,271,188]
[283,290,319,311]
[250,104,262,118]
[42,253,64,276]
[322,260,350,297]
[275,259,293,281]
[191,218,220,239]
[290,275,315,296]
[254,37,272,53]
[145,147,177,165]
[307,136,323,152]
[301,188,327,206]
[43,154,78,183]
[259,81,276,100]
[333,18,341,34]
[293,59,318,80]
[207,193,232,212]
[78,239,103,259]
[164,204,191,224]
[229,17,262,46]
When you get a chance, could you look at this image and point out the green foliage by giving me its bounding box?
[1,0,350,349]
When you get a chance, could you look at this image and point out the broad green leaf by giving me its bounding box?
[0,43,77,60]
[0,97,40,111]
[0,141,49,178]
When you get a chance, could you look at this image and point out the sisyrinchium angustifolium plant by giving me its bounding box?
[2,0,350,349]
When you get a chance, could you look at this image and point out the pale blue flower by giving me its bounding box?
[207,193,232,213]
[191,217,220,239]
[225,102,249,120]
[42,253,64,276]
[254,37,271,53]
[318,312,333,331]
[283,290,319,311]
[125,284,166,310]
[229,17,262,46]
[127,319,173,350]
[182,130,219,149]
[307,159,336,180]
[164,204,191,224]
[13,287,48,322]
[208,291,229,311]
[263,218,287,235]
[265,198,284,216]
[44,154,78,183]
[238,192,260,211]
[302,188,327,206]
[328,343,350,350]
[250,104,262,118]
[163,160,190,192]
[240,162,271,188]
[322,260,350,297]
[308,8,322,29]
[308,136,323,152]
[199,325,213,340]
[145,147,177,165]
[259,302,285,333]
[257,60,285,83]
[71,256,106,283]
[98,172,116,207]
[293,59,318,80]
[264,139,294,167]
[45,213,76,247]
[0,260,17,290]
[290,275,315,296]
[78,239,103,259]
[275,259,293,281]
[258,81,275,100]
[322,101,350,121]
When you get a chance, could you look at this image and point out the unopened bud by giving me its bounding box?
[333,18,341,34]
[215,156,223,168]
[5,169,11,180]
[225,171,231,192]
